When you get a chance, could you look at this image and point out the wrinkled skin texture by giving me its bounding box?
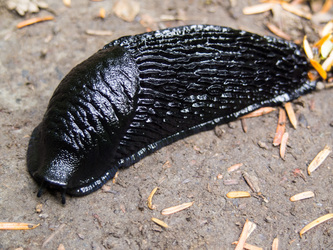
[27,25,316,200]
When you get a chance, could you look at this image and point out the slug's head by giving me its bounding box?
[27,46,139,203]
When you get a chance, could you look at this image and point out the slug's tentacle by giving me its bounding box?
[27,25,316,199]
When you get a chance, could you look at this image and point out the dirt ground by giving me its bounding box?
[0,0,332,249]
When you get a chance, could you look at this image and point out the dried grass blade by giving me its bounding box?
[281,2,312,19]
[321,20,333,37]
[307,145,331,175]
[303,35,313,60]
[226,191,251,198]
[227,163,243,173]
[266,23,291,40]
[240,107,276,119]
[280,132,289,160]
[242,171,260,193]
[235,219,250,250]
[322,50,333,71]
[147,187,159,210]
[0,222,40,230]
[161,201,194,215]
[273,108,286,146]
[232,241,263,250]
[17,16,54,29]
[272,237,279,250]
[284,102,297,129]
[300,213,333,237]
[290,191,315,201]
[310,59,327,79]
[151,217,168,228]
[242,3,275,15]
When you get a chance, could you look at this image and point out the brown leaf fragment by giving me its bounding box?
[240,107,276,119]
[0,222,40,230]
[280,132,289,160]
[112,0,140,22]
[273,108,286,146]
[147,187,159,210]
[232,241,263,250]
[307,145,331,175]
[272,237,279,250]
[151,217,168,228]
[300,213,333,237]
[235,219,250,250]
[284,102,297,129]
[161,201,194,215]
[242,171,260,193]
[290,191,314,201]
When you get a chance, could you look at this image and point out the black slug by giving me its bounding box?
[27,25,316,203]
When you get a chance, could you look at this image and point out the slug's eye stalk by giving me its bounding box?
[36,181,67,204]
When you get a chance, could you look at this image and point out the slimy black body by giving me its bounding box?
[27,25,316,200]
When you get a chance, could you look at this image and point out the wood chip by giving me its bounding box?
[242,3,275,15]
[17,16,54,29]
[240,107,276,119]
[226,191,251,198]
[272,237,279,250]
[232,241,263,250]
[266,23,291,40]
[161,201,194,215]
[281,2,312,19]
[147,187,158,210]
[151,217,168,228]
[235,219,250,250]
[280,132,289,160]
[307,145,331,175]
[290,191,315,201]
[300,213,333,237]
[0,222,40,230]
[227,163,243,173]
[303,35,314,60]
[273,108,286,146]
[284,102,297,129]
[310,59,327,79]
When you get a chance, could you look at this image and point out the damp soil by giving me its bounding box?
[0,0,332,249]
